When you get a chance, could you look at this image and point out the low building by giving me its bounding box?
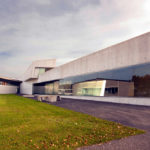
[0,77,21,94]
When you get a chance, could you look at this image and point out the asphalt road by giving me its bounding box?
[51,98,150,150]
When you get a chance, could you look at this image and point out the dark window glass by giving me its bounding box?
[105,87,118,94]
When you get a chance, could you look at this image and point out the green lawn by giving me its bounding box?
[0,95,144,150]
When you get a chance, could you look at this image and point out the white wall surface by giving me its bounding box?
[60,96,150,106]
[0,85,18,94]
[38,32,150,83]
[22,59,56,81]
[20,82,33,95]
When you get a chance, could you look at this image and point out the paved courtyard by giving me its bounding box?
[51,98,150,150]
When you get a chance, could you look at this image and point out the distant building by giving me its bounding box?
[0,77,21,94]
[1,32,150,100]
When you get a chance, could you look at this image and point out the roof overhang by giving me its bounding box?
[24,77,38,82]
[0,77,22,84]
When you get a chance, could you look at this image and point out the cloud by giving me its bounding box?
[0,0,150,78]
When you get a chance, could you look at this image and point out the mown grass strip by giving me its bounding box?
[0,94,145,150]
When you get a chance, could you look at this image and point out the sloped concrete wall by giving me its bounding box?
[38,32,150,83]
[22,59,56,81]
[0,85,18,94]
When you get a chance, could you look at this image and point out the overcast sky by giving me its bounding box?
[0,0,150,78]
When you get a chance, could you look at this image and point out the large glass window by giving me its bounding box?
[34,86,45,94]
[45,83,54,94]
[73,80,104,96]
[34,81,60,95]
[0,81,8,85]
[53,81,59,94]
[58,83,72,95]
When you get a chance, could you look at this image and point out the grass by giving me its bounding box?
[0,94,144,150]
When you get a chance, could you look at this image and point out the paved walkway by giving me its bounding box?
[51,98,150,150]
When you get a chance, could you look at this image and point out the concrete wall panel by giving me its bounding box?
[20,82,33,95]
[21,59,56,81]
[38,32,150,83]
[0,85,18,94]
[38,67,61,83]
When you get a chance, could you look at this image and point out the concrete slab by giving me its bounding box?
[34,95,59,102]
[60,96,150,106]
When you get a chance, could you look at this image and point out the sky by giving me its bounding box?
[0,0,150,78]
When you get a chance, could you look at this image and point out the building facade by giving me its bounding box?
[0,77,21,94]
[20,59,56,95]
[32,32,150,97]
[1,32,150,98]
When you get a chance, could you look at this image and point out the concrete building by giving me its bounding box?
[1,32,150,105]
[20,59,56,95]
[0,77,21,94]
[33,32,150,98]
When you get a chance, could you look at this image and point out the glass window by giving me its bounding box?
[45,83,54,94]
[58,83,72,95]
[0,81,7,85]
[53,81,59,94]
[73,80,104,96]
[34,68,46,77]
[34,81,60,95]
[105,87,118,94]
[39,68,45,75]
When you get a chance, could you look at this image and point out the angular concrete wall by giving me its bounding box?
[38,32,150,83]
[20,82,33,95]
[0,85,18,94]
[21,59,56,81]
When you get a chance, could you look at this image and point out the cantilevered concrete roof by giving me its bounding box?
[0,76,21,83]
[37,32,150,83]
[22,59,56,81]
